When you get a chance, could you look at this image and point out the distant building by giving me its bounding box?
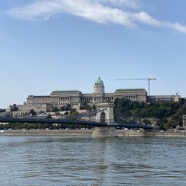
[148,95,181,102]
[8,77,181,115]
[26,77,147,108]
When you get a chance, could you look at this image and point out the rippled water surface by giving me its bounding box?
[0,136,186,186]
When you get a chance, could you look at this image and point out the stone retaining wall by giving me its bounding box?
[1,129,186,137]
[118,130,186,137]
[0,129,93,136]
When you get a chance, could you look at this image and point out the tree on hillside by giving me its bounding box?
[30,109,36,116]
[80,101,89,110]
[179,98,185,105]
[0,109,6,112]
[92,104,96,110]
[143,119,151,125]
[46,114,52,119]
[114,98,186,129]
[52,107,59,112]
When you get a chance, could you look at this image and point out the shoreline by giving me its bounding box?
[1,129,186,137]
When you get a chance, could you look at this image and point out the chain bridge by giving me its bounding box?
[0,102,153,137]
[0,116,153,130]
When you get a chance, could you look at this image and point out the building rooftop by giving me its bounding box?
[28,95,49,98]
[115,88,146,92]
[51,90,82,94]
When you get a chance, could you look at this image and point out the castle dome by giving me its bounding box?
[95,77,104,86]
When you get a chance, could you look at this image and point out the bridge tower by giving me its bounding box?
[92,102,118,138]
[95,102,114,123]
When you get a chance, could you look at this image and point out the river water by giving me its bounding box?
[0,136,186,186]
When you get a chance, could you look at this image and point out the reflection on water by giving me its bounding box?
[0,136,186,186]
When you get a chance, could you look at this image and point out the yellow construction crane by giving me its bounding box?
[115,78,156,96]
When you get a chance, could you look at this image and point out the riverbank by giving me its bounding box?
[0,129,93,136]
[118,130,186,137]
[1,129,186,137]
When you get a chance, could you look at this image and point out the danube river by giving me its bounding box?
[0,136,186,186]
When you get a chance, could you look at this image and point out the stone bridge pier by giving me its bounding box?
[92,102,118,138]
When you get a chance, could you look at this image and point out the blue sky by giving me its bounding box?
[1,0,186,108]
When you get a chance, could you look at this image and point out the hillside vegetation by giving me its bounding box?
[114,98,186,130]
[1,99,186,130]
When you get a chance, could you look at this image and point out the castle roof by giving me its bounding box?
[95,77,104,86]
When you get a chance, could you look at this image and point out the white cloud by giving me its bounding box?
[6,0,186,34]
[167,22,186,33]
[98,0,139,8]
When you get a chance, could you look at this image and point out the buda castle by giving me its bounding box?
[27,77,146,106]
[9,77,180,115]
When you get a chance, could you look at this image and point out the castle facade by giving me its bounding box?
[27,77,147,107]
[8,77,180,116]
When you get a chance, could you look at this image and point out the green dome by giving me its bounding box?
[95,77,104,86]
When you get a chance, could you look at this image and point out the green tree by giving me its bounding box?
[52,107,59,112]
[46,114,52,119]
[92,105,96,110]
[30,109,36,116]
[71,110,79,116]
[143,119,151,125]
[0,109,6,112]
[80,101,88,110]
[179,98,185,105]
[64,111,69,115]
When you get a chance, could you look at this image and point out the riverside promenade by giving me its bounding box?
[1,129,186,137]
